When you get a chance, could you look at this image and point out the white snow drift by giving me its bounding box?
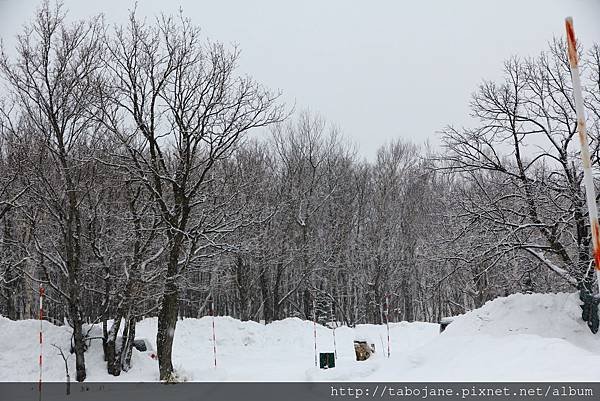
[1,292,599,381]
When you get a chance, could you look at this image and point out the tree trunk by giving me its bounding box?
[303,288,311,320]
[2,215,18,320]
[157,276,179,381]
[402,273,414,322]
[272,264,283,320]
[102,321,108,362]
[106,315,122,376]
[259,268,273,323]
[69,306,87,382]
[121,316,136,372]
[235,255,249,321]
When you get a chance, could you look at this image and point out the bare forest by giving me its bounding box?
[1,3,599,381]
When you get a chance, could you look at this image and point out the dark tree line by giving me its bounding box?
[0,2,599,381]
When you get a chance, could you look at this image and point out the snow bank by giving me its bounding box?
[1,292,599,381]
[0,316,159,382]
[373,292,600,381]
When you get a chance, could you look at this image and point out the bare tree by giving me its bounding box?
[435,39,600,292]
[270,112,353,320]
[0,2,105,381]
[0,111,32,320]
[101,11,284,380]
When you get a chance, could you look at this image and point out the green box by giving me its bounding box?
[319,352,335,369]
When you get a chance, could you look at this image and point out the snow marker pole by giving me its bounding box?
[39,284,44,401]
[313,299,317,367]
[385,294,390,358]
[566,17,600,292]
[330,301,337,360]
[210,298,217,368]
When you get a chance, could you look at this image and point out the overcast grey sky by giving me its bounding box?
[1,0,599,160]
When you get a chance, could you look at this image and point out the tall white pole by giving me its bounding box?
[330,301,337,360]
[39,284,44,401]
[566,17,600,292]
[313,299,317,367]
[210,299,217,368]
[385,294,390,358]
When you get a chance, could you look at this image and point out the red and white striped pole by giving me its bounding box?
[313,299,317,367]
[209,298,217,368]
[330,301,337,360]
[566,17,600,292]
[385,294,390,358]
[39,284,44,400]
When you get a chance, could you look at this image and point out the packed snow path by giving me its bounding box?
[1,292,599,381]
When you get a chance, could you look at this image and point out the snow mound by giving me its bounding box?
[444,292,600,352]
[377,292,600,381]
[1,292,599,381]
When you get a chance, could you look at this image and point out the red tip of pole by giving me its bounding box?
[592,221,600,271]
[565,17,578,67]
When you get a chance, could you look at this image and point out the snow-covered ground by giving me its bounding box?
[1,292,599,382]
